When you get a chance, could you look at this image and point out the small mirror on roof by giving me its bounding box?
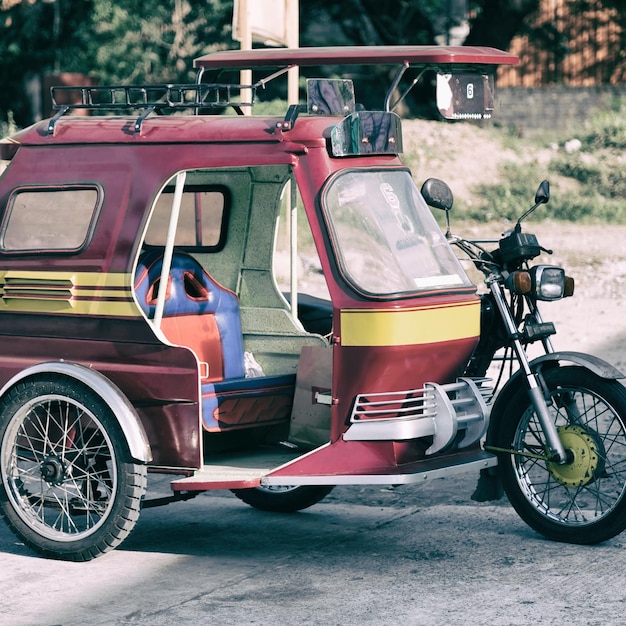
[436,73,495,120]
[307,79,355,116]
[330,111,402,157]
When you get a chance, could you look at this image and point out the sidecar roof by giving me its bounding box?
[194,45,519,70]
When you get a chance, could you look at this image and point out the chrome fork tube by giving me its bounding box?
[526,298,582,424]
[488,278,568,463]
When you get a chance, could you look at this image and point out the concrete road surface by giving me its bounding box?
[1,471,625,626]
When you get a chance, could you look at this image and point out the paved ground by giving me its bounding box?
[2,471,626,626]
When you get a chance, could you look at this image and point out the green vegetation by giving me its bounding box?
[576,100,626,151]
[463,102,626,224]
[469,162,546,222]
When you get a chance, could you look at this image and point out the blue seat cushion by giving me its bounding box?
[202,374,296,431]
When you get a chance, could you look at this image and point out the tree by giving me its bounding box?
[85,0,233,84]
[300,1,543,51]
[0,0,234,126]
[300,0,439,48]
[0,0,95,125]
[464,0,540,49]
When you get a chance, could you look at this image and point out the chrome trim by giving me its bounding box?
[262,454,497,486]
[343,378,491,455]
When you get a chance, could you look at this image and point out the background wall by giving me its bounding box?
[495,85,626,134]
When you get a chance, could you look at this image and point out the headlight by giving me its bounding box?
[530,265,567,301]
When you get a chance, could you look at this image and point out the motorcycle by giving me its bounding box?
[422,177,626,545]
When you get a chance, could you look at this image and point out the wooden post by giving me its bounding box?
[286,0,299,106]
[239,0,252,114]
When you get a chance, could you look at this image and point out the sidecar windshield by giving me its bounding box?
[322,169,472,296]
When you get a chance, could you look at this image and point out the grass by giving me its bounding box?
[454,101,626,224]
[470,162,548,222]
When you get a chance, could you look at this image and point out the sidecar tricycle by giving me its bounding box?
[1,46,625,561]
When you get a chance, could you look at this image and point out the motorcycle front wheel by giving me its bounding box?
[494,366,626,544]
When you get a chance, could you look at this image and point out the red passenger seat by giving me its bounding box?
[134,250,245,382]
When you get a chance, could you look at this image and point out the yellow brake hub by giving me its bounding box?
[546,425,599,488]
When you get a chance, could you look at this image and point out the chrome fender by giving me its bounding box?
[530,350,624,379]
[0,361,152,463]
[486,350,624,444]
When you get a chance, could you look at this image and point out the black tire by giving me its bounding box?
[494,366,626,544]
[0,376,147,561]
[232,484,334,513]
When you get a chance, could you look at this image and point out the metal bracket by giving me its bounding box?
[134,106,156,133]
[46,105,69,135]
[276,104,306,131]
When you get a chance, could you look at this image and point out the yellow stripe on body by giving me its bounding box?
[0,270,129,286]
[0,270,140,317]
[340,300,480,347]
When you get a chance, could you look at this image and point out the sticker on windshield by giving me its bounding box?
[413,274,464,289]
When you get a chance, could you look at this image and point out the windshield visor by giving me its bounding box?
[322,169,472,297]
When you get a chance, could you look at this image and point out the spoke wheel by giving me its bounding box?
[0,376,147,560]
[232,484,334,513]
[494,366,626,544]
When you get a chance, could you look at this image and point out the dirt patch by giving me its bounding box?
[402,119,519,203]
[402,118,559,208]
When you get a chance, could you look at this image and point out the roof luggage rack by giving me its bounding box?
[48,81,261,134]
[47,62,294,134]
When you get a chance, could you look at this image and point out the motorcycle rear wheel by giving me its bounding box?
[494,366,626,544]
[231,484,334,513]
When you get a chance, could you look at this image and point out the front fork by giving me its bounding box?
[488,279,569,464]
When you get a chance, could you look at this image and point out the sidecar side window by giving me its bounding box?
[322,169,472,297]
[145,183,228,251]
[1,187,100,253]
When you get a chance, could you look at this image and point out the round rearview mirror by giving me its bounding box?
[421,178,454,212]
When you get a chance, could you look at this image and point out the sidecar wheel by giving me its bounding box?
[232,484,334,513]
[494,366,626,544]
[0,376,147,561]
